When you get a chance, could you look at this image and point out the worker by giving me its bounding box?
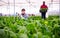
[21,8,29,19]
[39,1,48,19]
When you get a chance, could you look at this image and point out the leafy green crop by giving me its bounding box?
[0,16,60,38]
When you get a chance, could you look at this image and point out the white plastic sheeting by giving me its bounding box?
[0,0,59,16]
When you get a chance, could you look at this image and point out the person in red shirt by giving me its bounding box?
[39,1,48,19]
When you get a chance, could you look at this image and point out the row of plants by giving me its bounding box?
[0,16,60,38]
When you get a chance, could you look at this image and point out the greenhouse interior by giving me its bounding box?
[0,0,60,38]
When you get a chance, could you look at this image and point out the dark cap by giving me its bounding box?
[21,8,25,11]
[43,1,45,3]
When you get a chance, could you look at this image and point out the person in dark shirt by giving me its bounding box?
[39,1,48,19]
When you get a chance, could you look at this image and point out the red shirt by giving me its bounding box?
[40,4,48,8]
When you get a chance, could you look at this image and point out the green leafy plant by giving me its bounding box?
[0,16,59,38]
